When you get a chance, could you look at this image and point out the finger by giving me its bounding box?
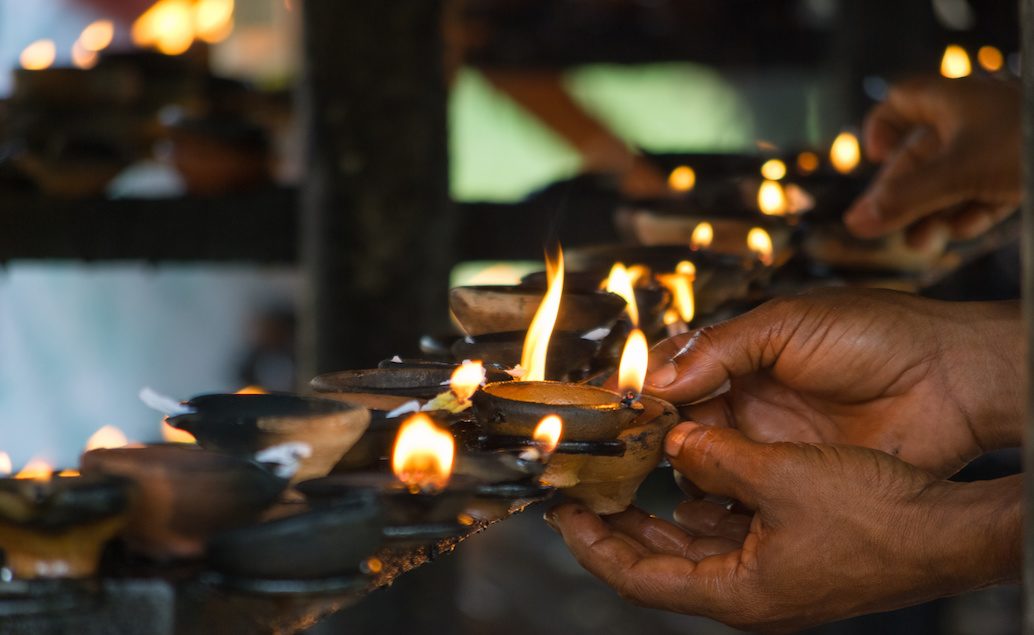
[947,203,1016,241]
[674,499,753,542]
[904,217,951,252]
[862,100,907,163]
[665,422,775,507]
[604,507,742,559]
[678,395,734,428]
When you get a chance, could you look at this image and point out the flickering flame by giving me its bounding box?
[533,415,563,454]
[85,425,129,451]
[668,166,696,192]
[747,227,774,266]
[760,159,787,181]
[796,151,819,174]
[617,329,648,400]
[676,260,696,279]
[0,452,11,476]
[57,469,80,477]
[20,39,56,70]
[520,246,564,382]
[626,264,650,287]
[605,263,639,327]
[79,19,115,51]
[133,0,195,56]
[195,0,234,44]
[830,132,861,174]
[162,421,197,444]
[235,385,268,395]
[658,262,695,324]
[391,413,455,493]
[757,180,788,216]
[690,222,714,250]
[15,458,53,481]
[977,45,1004,72]
[663,308,681,326]
[940,44,972,79]
[450,360,485,403]
[71,42,99,69]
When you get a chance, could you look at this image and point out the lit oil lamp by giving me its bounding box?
[0,459,131,579]
[311,363,512,401]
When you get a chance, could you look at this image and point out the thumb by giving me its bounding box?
[664,422,774,509]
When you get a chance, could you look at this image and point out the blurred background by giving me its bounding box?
[0,1,1021,632]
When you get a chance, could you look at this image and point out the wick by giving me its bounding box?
[620,390,640,407]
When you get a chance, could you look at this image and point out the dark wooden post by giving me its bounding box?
[1023,0,1034,631]
[297,0,454,379]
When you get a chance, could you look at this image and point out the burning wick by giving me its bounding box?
[617,329,649,407]
[519,415,564,462]
[392,413,455,494]
[424,360,485,413]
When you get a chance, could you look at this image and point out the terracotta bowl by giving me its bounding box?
[311,367,511,400]
[448,286,626,336]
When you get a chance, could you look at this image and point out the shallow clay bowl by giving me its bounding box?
[451,331,598,380]
[471,381,641,441]
[167,393,370,483]
[520,272,671,333]
[80,445,286,561]
[207,493,384,580]
[311,367,512,400]
[449,286,626,336]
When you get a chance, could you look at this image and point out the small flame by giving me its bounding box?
[977,45,1003,72]
[133,0,195,56]
[940,44,972,79]
[830,132,861,175]
[235,385,268,395]
[162,421,197,444]
[757,180,789,216]
[658,262,695,323]
[796,151,819,174]
[85,425,129,451]
[533,415,563,454]
[79,19,115,52]
[20,39,56,70]
[668,166,696,192]
[57,469,80,477]
[760,159,787,181]
[450,360,485,403]
[0,452,11,476]
[747,227,774,266]
[391,413,455,493]
[626,264,651,287]
[676,260,696,279]
[663,308,680,326]
[71,42,99,69]
[15,457,52,481]
[617,329,649,400]
[520,246,564,382]
[195,0,235,44]
[605,263,639,327]
[690,222,714,250]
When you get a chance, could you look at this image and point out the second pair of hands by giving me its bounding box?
[552,289,1022,631]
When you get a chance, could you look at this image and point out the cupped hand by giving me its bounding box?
[844,76,1021,248]
[644,289,1021,478]
[547,423,1020,632]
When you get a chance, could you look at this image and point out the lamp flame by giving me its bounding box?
[940,44,972,79]
[760,159,787,181]
[747,227,774,266]
[757,180,789,216]
[194,0,235,44]
[617,329,649,400]
[450,360,485,403]
[79,19,115,52]
[533,415,563,454]
[977,45,1004,72]
[0,452,11,476]
[690,222,714,250]
[658,261,695,323]
[162,420,197,444]
[604,263,639,327]
[668,166,696,192]
[391,413,455,493]
[133,0,195,56]
[830,132,861,174]
[520,246,564,382]
[72,42,99,69]
[86,425,129,451]
[20,39,56,70]
[235,385,267,395]
[796,151,819,174]
[626,264,650,287]
[15,457,52,481]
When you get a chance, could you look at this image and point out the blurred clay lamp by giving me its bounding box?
[0,448,131,579]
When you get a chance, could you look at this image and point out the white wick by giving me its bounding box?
[255,442,312,479]
[139,387,193,416]
[388,400,423,417]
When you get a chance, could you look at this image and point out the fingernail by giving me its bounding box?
[543,510,559,533]
[665,423,698,456]
[646,363,677,388]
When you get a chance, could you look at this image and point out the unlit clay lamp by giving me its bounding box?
[165,393,370,483]
[0,465,131,579]
[448,285,626,336]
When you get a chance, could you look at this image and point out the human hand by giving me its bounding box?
[547,423,1020,632]
[644,289,1021,477]
[844,76,1021,249]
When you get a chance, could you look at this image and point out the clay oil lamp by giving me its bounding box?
[0,456,131,580]
[298,413,476,543]
[163,392,371,484]
[311,363,512,402]
[205,490,385,592]
[80,444,287,561]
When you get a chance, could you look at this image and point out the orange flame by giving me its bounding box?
[533,415,563,454]
[977,45,1003,72]
[162,420,197,444]
[760,159,787,181]
[71,41,99,69]
[195,0,235,43]
[667,166,696,192]
[133,0,195,55]
[57,469,80,477]
[15,457,52,481]
[20,39,56,70]
[79,19,115,52]
[235,385,268,395]
[658,261,695,323]
[747,227,774,266]
[690,222,714,250]
[520,246,564,382]
[940,44,971,79]
[605,263,639,327]
[0,452,11,476]
[626,264,651,287]
[450,360,485,402]
[391,413,455,493]
[663,308,681,326]
[617,329,649,399]
[676,260,696,279]
[757,180,789,216]
[85,425,129,451]
[796,151,819,174]
[830,132,861,175]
